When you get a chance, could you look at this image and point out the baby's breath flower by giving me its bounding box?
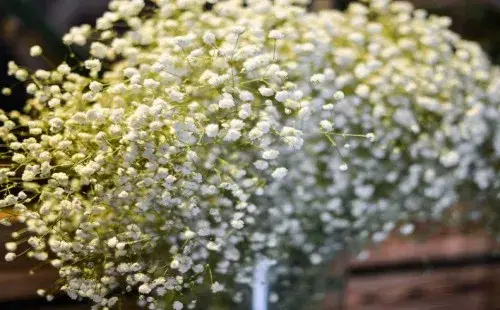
[1,0,499,308]
[218,93,235,109]
[271,167,288,179]
[205,124,219,138]
[235,3,500,305]
[90,42,108,58]
[319,120,333,131]
[211,281,225,293]
[29,45,43,57]
[173,301,184,310]
[262,150,279,160]
[259,86,275,97]
[89,81,102,92]
[400,224,415,235]
[5,252,16,262]
[1,87,12,96]
[366,133,375,142]
[202,32,216,45]
[107,237,118,248]
[269,30,285,40]
[339,163,348,171]
[138,283,152,294]
[84,59,101,72]
[5,242,17,252]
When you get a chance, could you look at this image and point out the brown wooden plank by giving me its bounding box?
[347,292,487,310]
[351,228,498,268]
[346,266,500,309]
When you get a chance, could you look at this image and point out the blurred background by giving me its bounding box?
[1,0,500,309]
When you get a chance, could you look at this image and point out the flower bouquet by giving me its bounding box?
[0,0,499,309]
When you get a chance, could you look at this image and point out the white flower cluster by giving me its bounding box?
[1,0,499,308]
[0,0,347,308]
[222,0,500,303]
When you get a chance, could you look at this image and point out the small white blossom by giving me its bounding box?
[211,281,224,293]
[144,78,160,88]
[253,160,269,170]
[366,133,375,142]
[262,150,279,160]
[275,90,290,102]
[2,87,12,96]
[84,59,102,72]
[202,32,216,44]
[259,86,275,97]
[89,81,103,92]
[319,120,333,131]
[90,42,108,58]
[5,252,16,261]
[206,241,221,251]
[269,30,285,40]
[400,224,415,235]
[239,91,254,102]
[184,230,196,239]
[107,237,118,248]
[205,124,219,138]
[5,242,17,252]
[173,301,184,310]
[138,283,152,294]
[223,129,241,141]
[272,167,288,179]
[232,26,246,35]
[310,74,325,86]
[29,45,43,57]
[218,93,235,109]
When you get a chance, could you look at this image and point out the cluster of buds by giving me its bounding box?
[0,0,499,308]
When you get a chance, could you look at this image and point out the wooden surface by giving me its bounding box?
[347,266,500,309]
[344,227,500,310]
[351,227,498,267]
